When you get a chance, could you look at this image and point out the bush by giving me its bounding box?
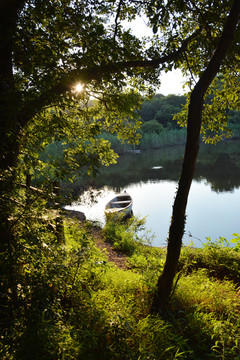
[141,120,164,134]
[103,215,148,255]
[178,236,240,285]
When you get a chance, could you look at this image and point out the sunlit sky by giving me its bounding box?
[123,17,188,96]
[157,69,187,96]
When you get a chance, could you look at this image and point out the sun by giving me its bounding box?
[75,83,83,92]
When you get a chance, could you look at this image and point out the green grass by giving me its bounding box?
[1,218,240,359]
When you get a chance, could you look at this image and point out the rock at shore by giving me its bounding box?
[64,209,86,222]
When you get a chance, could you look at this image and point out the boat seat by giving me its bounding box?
[112,200,130,204]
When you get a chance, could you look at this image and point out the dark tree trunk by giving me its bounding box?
[0,0,26,317]
[151,0,240,312]
[0,0,25,170]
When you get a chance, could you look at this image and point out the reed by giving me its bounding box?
[101,129,187,153]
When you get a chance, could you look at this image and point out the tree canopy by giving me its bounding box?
[1,0,240,335]
[2,0,240,171]
[138,94,186,128]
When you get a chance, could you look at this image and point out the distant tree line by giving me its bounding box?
[39,93,240,169]
[137,94,186,132]
[137,93,240,137]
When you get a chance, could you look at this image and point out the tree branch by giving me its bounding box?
[193,0,240,98]
[20,28,202,125]
[113,0,124,42]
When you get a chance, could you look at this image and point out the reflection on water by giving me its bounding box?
[67,140,240,247]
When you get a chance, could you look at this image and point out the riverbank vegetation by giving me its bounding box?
[38,92,240,158]
[96,92,240,153]
[100,127,187,152]
[2,215,239,359]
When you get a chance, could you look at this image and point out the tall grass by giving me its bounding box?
[140,129,186,149]
[2,218,240,360]
[101,129,187,153]
[100,132,133,153]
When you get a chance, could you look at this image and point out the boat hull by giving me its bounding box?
[105,193,133,218]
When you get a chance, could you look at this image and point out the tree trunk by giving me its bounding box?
[151,0,240,312]
[0,0,26,319]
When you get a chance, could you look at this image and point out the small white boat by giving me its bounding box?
[105,191,133,218]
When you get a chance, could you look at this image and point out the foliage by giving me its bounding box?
[174,270,240,360]
[174,74,240,144]
[100,128,187,153]
[140,128,186,149]
[141,119,164,134]
[22,88,144,184]
[128,245,166,291]
[1,217,240,359]
[1,1,240,357]
[178,236,240,285]
[230,233,240,251]
[100,132,133,154]
[138,94,186,128]
[103,214,150,255]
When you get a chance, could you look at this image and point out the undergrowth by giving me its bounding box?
[1,217,240,359]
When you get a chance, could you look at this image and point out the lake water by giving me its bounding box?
[67,140,240,247]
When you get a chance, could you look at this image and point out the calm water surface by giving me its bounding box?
[67,141,240,247]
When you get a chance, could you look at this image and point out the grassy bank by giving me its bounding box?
[101,129,187,153]
[100,124,240,154]
[1,216,240,360]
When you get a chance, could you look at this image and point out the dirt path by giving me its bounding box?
[65,210,128,270]
[90,226,128,270]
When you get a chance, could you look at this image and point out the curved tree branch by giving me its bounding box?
[20,28,202,125]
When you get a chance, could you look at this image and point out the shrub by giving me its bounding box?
[103,215,148,255]
[141,120,164,134]
[179,237,240,285]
